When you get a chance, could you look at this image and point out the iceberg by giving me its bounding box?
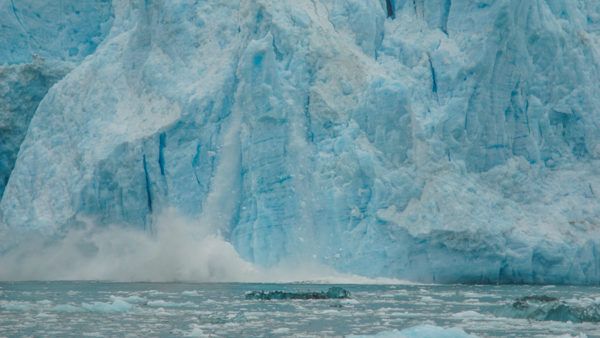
[1,0,600,284]
[244,287,351,300]
[506,295,600,323]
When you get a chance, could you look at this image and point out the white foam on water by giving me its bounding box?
[451,311,488,320]
[272,327,291,334]
[183,324,207,337]
[0,300,33,311]
[182,290,202,297]
[109,295,147,304]
[348,324,477,338]
[52,304,82,313]
[147,300,196,308]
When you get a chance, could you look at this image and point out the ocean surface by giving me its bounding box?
[0,282,599,337]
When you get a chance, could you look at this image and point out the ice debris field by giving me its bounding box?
[1,0,600,284]
[1,282,599,337]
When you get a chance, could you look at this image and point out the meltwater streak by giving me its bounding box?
[0,210,409,284]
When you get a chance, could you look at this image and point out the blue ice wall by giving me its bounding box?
[0,0,113,64]
[2,0,600,284]
[0,0,113,198]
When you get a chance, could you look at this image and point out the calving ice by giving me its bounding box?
[1,0,600,284]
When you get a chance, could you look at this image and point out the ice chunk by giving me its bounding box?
[504,295,600,323]
[0,300,33,311]
[348,324,476,338]
[245,287,351,300]
[81,299,133,313]
[181,290,201,297]
[146,300,196,308]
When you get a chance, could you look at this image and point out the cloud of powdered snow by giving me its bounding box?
[0,210,410,284]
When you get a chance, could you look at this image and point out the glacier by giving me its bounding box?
[0,0,113,196]
[1,0,600,284]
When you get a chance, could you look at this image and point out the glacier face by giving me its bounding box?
[1,0,600,283]
[0,0,113,197]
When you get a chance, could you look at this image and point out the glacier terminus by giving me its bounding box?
[1,0,600,284]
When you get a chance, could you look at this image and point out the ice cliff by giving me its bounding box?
[1,0,600,284]
[0,0,113,196]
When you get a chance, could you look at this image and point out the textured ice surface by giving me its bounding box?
[506,295,600,323]
[0,0,113,198]
[0,0,113,64]
[0,60,71,196]
[2,282,599,337]
[2,0,600,283]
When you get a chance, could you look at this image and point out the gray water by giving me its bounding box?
[1,282,599,337]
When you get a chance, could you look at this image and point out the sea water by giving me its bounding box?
[0,282,598,337]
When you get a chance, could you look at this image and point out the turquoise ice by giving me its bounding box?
[1,0,600,284]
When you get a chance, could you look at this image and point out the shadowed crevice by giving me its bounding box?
[385,0,395,19]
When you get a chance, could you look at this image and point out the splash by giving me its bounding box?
[0,211,256,282]
[0,210,411,284]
